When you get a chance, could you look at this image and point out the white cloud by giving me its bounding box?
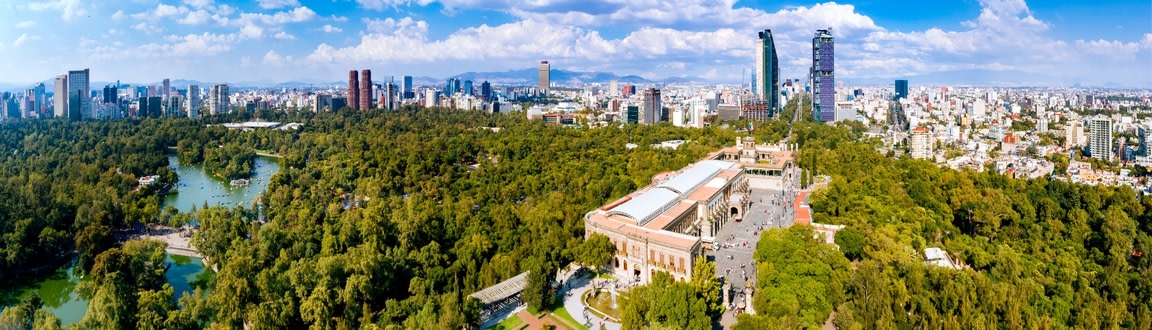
[240,24,265,38]
[356,0,417,11]
[330,15,349,22]
[320,24,342,33]
[258,0,300,10]
[308,18,742,65]
[132,3,189,21]
[27,0,85,22]
[13,33,42,47]
[236,6,317,26]
[15,21,36,28]
[273,31,296,40]
[263,50,293,65]
[179,10,211,25]
[132,22,164,34]
[112,10,125,21]
[1076,39,1142,60]
[183,0,213,7]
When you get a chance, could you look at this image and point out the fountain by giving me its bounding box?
[609,284,618,309]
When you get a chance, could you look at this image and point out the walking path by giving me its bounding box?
[559,273,621,330]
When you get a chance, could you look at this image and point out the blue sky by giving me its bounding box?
[0,0,1149,86]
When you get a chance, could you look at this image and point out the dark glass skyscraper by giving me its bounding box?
[894,79,909,101]
[811,29,834,122]
[756,29,780,114]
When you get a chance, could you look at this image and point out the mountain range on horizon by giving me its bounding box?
[2,68,1149,93]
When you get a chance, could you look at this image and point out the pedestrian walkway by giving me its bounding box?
[559,271,622,330]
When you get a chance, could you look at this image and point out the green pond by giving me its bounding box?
[1,154,280,325]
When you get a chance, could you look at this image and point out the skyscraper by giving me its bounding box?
[811,29,835,122]
[348,70,360,110]
[360,69,373,110]
[538,61,550,95]
[402,75,414,99]
[32,83,45,118]
[187,84,200,118]
[67,69,90,120]
[894,79,909,101]
[1089,116,1113,161]
[463,80,474,96]
[756,29,780,114]
[640,88,662,124]
[480,81,492,101]
[209,84,230,115]
[162,78,171,103]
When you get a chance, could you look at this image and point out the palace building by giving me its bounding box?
[584,137,794,284]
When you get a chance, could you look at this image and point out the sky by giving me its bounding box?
[0,0,1150,86]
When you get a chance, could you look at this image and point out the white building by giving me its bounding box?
[1089,116,1113,161]
[909,126,933,159]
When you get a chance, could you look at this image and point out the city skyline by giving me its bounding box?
[0,0,1150,86]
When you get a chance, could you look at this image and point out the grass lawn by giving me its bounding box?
[552,305,588,330]
[489,315,525,330]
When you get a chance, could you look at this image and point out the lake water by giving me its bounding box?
[164,154,281,213]
[1,154,281,325]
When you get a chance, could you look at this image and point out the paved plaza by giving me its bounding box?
[708,184,796,328]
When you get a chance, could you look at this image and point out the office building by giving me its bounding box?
[755,29,780,113]
[402,75,414,99]
[894,80,908,101]
[480,81,492,101]
[538,61,550,95]
[102,85,118,104]
[626,105,639,124]
[1089,116,1112,161]
[641,88,661,124]
[348,70,360,110]
[811,29,834,122]
[67,69,90,120]
[463,80,474,96]
[445,78,461,96]
[209,84,230,115]
[383,82,397,110]
[187,85,200,118]
[53,75,68,118]
[360,69,373,110]
[162,78,170,103]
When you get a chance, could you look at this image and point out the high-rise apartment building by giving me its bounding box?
[67,69,90,120]
[187,84,200,118]
[425,89,439,107]
[640,88,662,124]
[348,70,360,110]
[53,75,68,118]
[909,126,932,159]
[538,61,550,95]
[1065,118,1083,149]
[209,84,230,115]
[755,29,780,114]
[360,69,373,110]
[895,80,908,101]
[1089,116,1113,161]
[811,29,835,122]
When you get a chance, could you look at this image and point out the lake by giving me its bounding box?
[1,154,281,325]
[164,154,282,213]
